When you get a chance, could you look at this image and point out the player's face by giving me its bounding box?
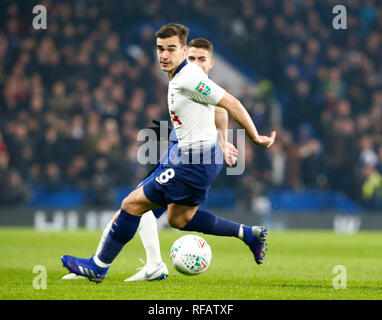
[187,47,214,75]
[156,36,187,74]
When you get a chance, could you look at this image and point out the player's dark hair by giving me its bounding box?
[188,38,214,55]
[155,23,189,47]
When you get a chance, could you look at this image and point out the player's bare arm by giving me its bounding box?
[217,92,277,148]
[215,107,228,145]
[215,107,237,167]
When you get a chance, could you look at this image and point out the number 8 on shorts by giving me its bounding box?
[155,168,175,185]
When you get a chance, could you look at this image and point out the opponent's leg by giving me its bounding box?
[139,210,166,267]
[167,204,267,265]
[124,209,169,281]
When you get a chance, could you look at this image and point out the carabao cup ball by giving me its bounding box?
[170,234,212,275]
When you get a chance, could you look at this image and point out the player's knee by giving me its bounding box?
[167,215,181,229]
[121,196,132,212]
[121,193,141,214]
[167,213,191,229]
[120,187,155,216]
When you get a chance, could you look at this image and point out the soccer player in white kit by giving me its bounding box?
[61,24,276,283]
[63,37,238,282]
[124,38,239,281]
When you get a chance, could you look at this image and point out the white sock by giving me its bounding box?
[94,210,163,268]
[138,211,163,267]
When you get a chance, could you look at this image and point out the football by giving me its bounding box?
[170,234,212,275]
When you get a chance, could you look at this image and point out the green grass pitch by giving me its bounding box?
[1,227,382,300]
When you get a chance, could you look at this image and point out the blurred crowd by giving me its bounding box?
[1,0,382,210]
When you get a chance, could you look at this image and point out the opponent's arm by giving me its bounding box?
[216,92,276,148]
[215,107,238,167]
[215,106,228,147]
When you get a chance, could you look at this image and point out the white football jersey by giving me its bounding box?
[168,60,226,150]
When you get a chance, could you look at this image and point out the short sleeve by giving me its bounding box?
[179,65,226,106]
